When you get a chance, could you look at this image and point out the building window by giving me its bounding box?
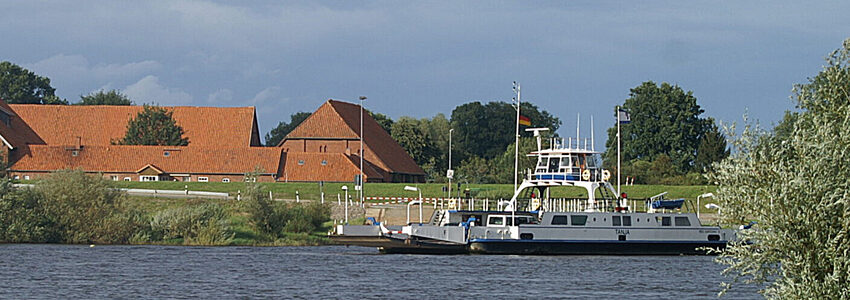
[222,178,230,183]
[183,176,191,182]
[198,177,209,182]
[321,160,328,166]
[140,176,159,182]
[163,151,170,157]
[298,160,305,165]
[124,177,131,181]
[111,175,118,181]
[71,150,79,157]
[24,176,30,180]
[13,175,20,180]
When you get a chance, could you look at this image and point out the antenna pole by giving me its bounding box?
[591,115,595,151]
[512,82,521,222]
[616,106,621,196]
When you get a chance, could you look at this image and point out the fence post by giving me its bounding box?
[296,191,300,203]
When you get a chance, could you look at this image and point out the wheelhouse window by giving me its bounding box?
[675,217,691,226]
[622,216,632,226]
[547,157,560,172]
[551,215,569,225]
[570,215,588,226]
[612,216,621,226]
[488,216,504,226]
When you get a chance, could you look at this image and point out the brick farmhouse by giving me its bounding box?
[0,99,424,183]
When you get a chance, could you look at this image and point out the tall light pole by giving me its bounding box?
[359,96,366,206]
[448,128,453,200]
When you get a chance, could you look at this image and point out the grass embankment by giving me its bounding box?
[109,181,720,212]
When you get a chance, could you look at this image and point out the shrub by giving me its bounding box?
[36,170,138,244]
[148,203,233,245]
[0,182,61,243]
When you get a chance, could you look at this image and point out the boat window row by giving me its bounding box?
[657,216,691,227]
[550,215,587,226]
[535,155,597,173]
[487,215,537,226]
[612,216,631,226]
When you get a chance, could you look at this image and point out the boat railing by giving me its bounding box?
[432,197,695,214]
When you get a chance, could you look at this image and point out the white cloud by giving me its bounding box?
[26,54,161,85]
[124,75,193,105]
[207,88,234,104]
[251,86,283,105]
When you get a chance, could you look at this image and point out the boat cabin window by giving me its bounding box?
[537,157,548,168]
[612,216,621,226]
[488,216,504,226]
[674,217,691,227]
[660,216,671,226]
[548,157,560,172]
[586,158,596,168]
[559,158,570,168]
[571,215,588,226]
[577,155,586,168]
[622,216,632,226]
[551,215,569,225]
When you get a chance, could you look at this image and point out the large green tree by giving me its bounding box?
[116,105,189,146]
[391,117,438,167]
[76,89,133,105]
[603,81,718,175]
[694,118,729,171]
[711,39,850,298]
[451,101,560,163]
[0,61,67,104]
[264,112,311,146]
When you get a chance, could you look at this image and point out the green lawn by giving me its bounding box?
[107,180,716,202]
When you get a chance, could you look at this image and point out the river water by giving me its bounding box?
[0,244,760,299]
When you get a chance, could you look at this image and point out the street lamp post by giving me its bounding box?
[697,193,715,220]
[342,185,349,224]
[359,96,366,207]
[448,128,453,201]
[404,186,423,224]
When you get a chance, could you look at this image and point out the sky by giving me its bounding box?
[2,1,848,145]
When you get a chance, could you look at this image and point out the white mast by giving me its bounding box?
[512,82,521,221]
[591,115,595,151]
[616,106,621,196]
[576,113,580,149]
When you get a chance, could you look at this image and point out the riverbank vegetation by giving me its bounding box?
[0,170,332,246]
[711,39,850,298]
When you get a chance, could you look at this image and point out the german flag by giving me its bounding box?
[519,115,531,126]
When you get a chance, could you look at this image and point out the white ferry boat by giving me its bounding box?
[331,128,735,255]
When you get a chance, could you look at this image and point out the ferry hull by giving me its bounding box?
[329,235,468,255]
[468,240,727,255]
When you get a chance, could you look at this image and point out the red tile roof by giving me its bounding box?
[282,100,424,176]
[281,152,382,182]
[10,145,284,175]
[8,104,260,147]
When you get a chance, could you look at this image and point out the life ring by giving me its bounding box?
[602,170,611,181]
[581,169,591,181]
